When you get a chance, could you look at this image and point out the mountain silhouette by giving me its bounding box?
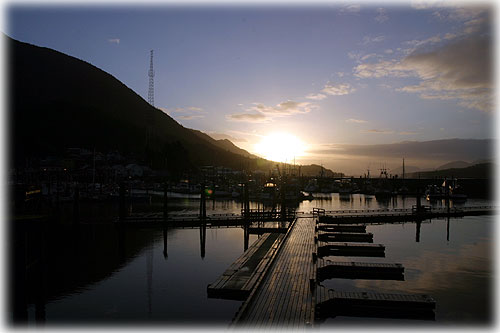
[8,36,278,174]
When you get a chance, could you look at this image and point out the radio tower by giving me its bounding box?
[148,50,155,106]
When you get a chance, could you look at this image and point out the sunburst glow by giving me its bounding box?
[254,132,306,163]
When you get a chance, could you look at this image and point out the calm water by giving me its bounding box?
[17,195,495,327]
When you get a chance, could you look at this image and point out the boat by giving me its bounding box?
[425,179,467,202]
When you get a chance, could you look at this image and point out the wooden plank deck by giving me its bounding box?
[248,227,288,234]
[316,286,436,320]
[207,232,285,300]
[318,207,496,224]
[317,231,374,243]
[118,212,294,227]
[233,217,317,329]
[317,259,404,281]
[317,225,367,233]
[317,241,385,258]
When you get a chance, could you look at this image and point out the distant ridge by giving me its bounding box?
[436,161,471,170]
[337,139,493,161]
[406,163,494,179]
[189,129,256,158]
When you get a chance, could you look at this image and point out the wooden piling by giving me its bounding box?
[416,188,422,213]
[163,182,168,224]
[280,176,286,221]
[73,184,79,224]
[200,221,206,258]
[244,223,249,251]
[416,219,421,242]
[163,227,168,258]
[200,183,207,221]
[119,182,126,221]
[12,224,28,322]
[447,217,450,242]
[34,221,46,326]
[244,183,250,221]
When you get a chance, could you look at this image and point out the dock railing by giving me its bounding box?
[313,208,326,217]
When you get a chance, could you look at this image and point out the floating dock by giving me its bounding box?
[316,259,404,281]
[317,242,385,257]
[117,212,294,228]
[317,206,496,224]
[316,286,436,320]
[233,218,316,328]
[317,231,373,243]
[207,213,440,327]
[317,225,367,233]
[207,232,285,300]
[248,226,288,234]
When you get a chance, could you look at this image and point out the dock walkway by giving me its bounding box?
[230,215,434,327]
[233,217,317,328]
[207,232,285,300]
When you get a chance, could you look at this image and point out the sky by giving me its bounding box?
[5,1,496,174]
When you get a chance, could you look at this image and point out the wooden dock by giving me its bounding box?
[233,217,317,328]
[317,231,374,243]
[221,216,437,327]
[317,241,385,257]
[317,224,367,233]
[317,259,404,281]
[248,226,288,234]
[207,232,285,300]
[117,212,295,228]
[316,286,436,320]
[317,206,496,224]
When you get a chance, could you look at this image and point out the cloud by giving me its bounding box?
[305,93,327,100]
[108,38,120,44]
[443,33,457,40]
[361,35,385,45]
[374,8,389,23]
[167,106,205,114]
[227,100,316,123]
[226,113,270,123]
[378,83,393,90]
[403,34,441,48]
[249,100,315,116]
[361,53,379,61]
[399,131,418,135]
[354,33,492,112]
[321,83,356,96]
[400,35,492,111]
[178,115,204,120]
[346,118,367,124]
[364,129,394,134]
[431,6,487,22]
[340,4,361,13]
[463,16,488,34]
[349,51,387,64]
[309,138,493,162]
[411,0,446,10]
[354,60,410,78]
[348,51,363,63]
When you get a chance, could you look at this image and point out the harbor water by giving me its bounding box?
[14,194,495,327]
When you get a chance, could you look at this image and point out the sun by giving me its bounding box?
[254,132,306,163]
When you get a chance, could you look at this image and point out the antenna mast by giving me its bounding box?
[148,50,155,106]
